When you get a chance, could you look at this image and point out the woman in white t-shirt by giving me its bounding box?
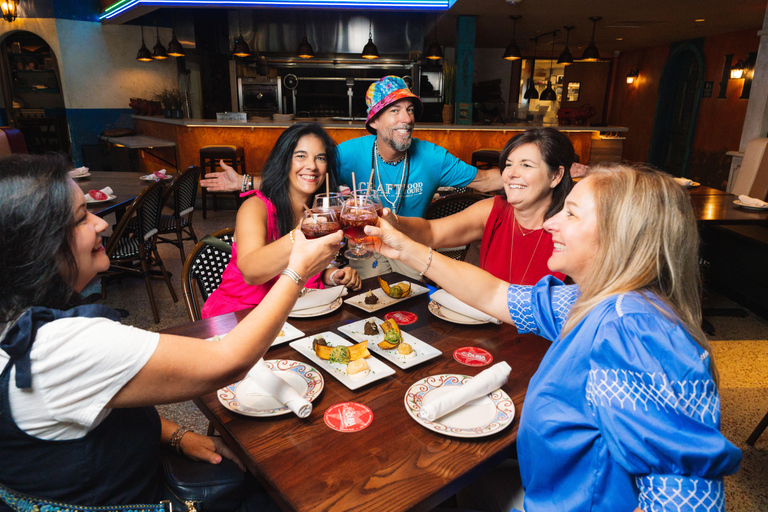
[0,154,343,510]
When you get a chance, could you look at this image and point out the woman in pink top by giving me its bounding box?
[202,123,361,318]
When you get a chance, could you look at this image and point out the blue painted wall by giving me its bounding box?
[66,108,134,165]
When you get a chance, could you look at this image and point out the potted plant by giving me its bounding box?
[442,61,455,124]
[154,87,185,119]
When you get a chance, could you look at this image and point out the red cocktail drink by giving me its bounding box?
[301,209,340,239]
[340,209,378,241]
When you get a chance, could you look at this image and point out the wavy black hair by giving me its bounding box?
[0,153,78,324]
[259,122,339,237]
[499,127,576,220]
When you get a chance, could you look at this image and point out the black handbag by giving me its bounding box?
[161,450,245,512]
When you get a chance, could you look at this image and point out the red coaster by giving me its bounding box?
[324,402,373,432]
[453,347,493,367]
[384,311,417,325]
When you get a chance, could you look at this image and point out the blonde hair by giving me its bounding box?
[562,163,713,377]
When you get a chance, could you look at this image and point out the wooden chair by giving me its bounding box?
[425,192,485,261]
[182,228,235,322]
[747,410,768,446]
[156,165,201,262]
[729,138,768,200]
[101,180,178,323]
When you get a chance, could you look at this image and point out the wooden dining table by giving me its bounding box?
[75,170,174,217]
[162,273,550,512]
[687,185,768,225]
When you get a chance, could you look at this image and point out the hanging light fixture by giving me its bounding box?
[233,10,252,58]
[503,15,522,61]
[361,20,379,59]
[297,16,314,58]
[540,31,558,101]
[580,16,602,62]
[1,0,18,22]
[557,25,574,65]
[523,35,539,100]
[426,13,443,60]
[136,26,153,62]
[167,30,185,57]
[152,24,168,60]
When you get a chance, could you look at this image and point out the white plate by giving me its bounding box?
[85,194,116,204]
[337,317,441,369]
[289,331,395,390]
[345,282,429,313]
[683,182,700,188]
[217,359,323,417]
[70,172,91,179]
[428,300,488,325]
[140,174,173,181]
[206,321,304,348]
[404,374,515,438]
[289,297,343,318]
[733,199,768,211]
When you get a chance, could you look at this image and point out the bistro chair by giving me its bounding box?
[156,165,201,262]
[182,227,235,322]
[425,192,484,261]
[471,148,503,169]
[100,180,178,323]
[728,137,768,200]
[200,145,246,218]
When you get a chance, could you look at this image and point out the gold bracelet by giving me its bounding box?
[289,229,295,244]
[419,247,433,277]
[170,427,192,455]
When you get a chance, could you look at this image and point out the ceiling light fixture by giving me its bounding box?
[1,0,18,22]
[136,26,153,62]
[152,24,168,60]
[426,12,443,60]
[523,35,539,100]
[626,69,639,84]
[361,20,379,59]
[233,10,252,57]
[503,15,522,61]
[580,16,602,62]
[540,30,558,101]
[297,18,314,58]
[557,25,574,66]
[167,30,185,57]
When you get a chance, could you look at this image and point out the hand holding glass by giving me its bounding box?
[300,208,340,240]
[340,198,379,260]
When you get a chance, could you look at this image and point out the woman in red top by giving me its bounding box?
[387,128,575,284]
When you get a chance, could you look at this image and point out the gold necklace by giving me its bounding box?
[515,216,541,236]
[509,215,545,284]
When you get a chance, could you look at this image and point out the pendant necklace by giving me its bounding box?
[509,214,544,284]
[371,141,409,214]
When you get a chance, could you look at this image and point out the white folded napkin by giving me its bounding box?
[430,289,502,324]
[85,187,113,202]
[246,359,312,418]
[68,166,89,177]
[738,194,768,208]
[292,285,347,311]
[673,177,694,186]
[419,362,512,421]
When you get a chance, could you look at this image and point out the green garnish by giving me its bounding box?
[329,346,351,364]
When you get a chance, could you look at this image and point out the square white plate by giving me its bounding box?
[206,322,304,348]
[289,331,395,390]
[337,317,441,369]
[344,281,429,313]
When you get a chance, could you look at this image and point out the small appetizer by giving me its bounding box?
[347,358,370,377]
[377,276,412,299]
[329,346,351,365]
[313,339,371,361]
[364,291,379,305]
[378,319,402,349]
[313,335,327,346]
[363,319,379,335]
[397,342,416,359]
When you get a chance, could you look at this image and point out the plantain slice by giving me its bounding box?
[377,276,390,295]
[378,276,412,298]
[313,339,369,361]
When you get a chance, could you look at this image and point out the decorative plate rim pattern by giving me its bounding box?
[289,297,343,318]
[427,300,488,325]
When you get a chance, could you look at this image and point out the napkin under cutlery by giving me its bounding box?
[85,187,113,202]
[246,359,312,418]
[673,177,694,187]
[430,289,503,324]
[292,285,347,312]
[418,361,512,421]
[68,166,89,177]
[738,194,768,208]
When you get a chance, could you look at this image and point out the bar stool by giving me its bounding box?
[471,148,503,170]
[200,145,246,219]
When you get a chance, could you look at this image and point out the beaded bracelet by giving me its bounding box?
[289,229,296,244]
[170,427,191,455]
[419,247,433,277]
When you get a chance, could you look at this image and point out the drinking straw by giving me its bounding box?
[352,174,357,203]
[325,173,330,197]
[365,168,375,202]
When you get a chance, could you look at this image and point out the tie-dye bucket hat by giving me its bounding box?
[365,76,423,134]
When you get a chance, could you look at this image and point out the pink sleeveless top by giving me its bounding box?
[201,191,324,319]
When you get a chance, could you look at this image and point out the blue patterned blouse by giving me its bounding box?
[507,276,741,512]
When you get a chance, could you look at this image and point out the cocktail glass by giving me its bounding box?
[355,186,384,217]
[300,208,340,239]
[340,198,378,260]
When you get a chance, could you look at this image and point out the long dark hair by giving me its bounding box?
[499,127,576,220]
[0,153,78,324]
[259,123,339,237]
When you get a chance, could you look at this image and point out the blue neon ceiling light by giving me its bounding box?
[101,0,455,21]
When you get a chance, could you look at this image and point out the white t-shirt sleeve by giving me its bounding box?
[7,316,159,440]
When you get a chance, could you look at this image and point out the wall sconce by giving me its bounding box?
[730,60,746,79]
[626,69,638,84]
[1,0,19,22]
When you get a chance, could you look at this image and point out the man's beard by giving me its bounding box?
[381,126,413,153]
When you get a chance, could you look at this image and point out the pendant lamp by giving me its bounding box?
[539,31,558,102]
[557,26,574,66]
[233,11,252,58]
[167,30,185,57]
[1,0,18,22]
[580,16,602,62]
[137,26,153,62]
[361,20,379,59]
[297,17,314,58]
[523,36,539,100]
[152,25,167,60]
[503,15,522,61]
[426,13,443,60]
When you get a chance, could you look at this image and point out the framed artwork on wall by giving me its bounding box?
[566,82,580,102]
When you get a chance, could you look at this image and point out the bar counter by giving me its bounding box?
[133,116,627,175]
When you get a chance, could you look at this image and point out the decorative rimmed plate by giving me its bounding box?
[289,331,395,390]
[217,359,323,417]
[70,172,91,179]
[404,374,515,438]
[428,300,488,325]
[682,181,700,188]
[140,174,173,181]
[337,316,441,369]
[206,321,304,348]
[733,199,768,211]
[345,282,429,313]
[289,297,343,318]
[85,194,116,204]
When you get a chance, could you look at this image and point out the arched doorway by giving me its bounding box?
[0,31,70,155]
[648,41,705,177]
